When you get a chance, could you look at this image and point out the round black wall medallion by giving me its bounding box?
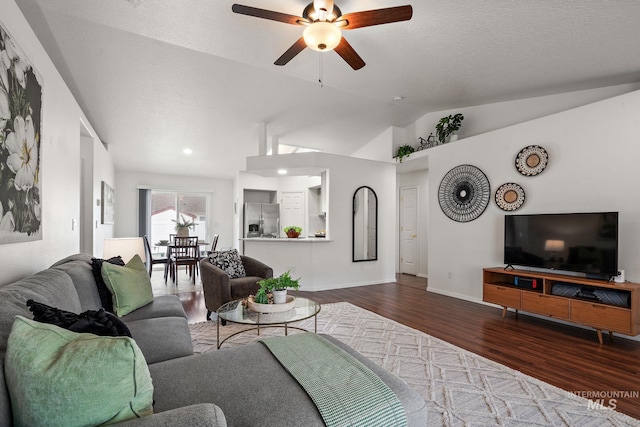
[438,164,491,222]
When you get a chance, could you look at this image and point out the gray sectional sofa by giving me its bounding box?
[0,254,427,426]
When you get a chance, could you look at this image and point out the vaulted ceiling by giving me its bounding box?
[15,0,640,178]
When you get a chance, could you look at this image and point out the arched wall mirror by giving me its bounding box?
[353,186,377,262]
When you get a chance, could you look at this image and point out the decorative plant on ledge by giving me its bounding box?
[394,144,415,163]
[436,113,464,143]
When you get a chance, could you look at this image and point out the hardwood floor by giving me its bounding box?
[178,274,640,420]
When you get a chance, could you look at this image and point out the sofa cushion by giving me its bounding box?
[120,295,188,322]
[4,316,154,427]
[209,249,246,279]
[51,254,103,310]
[101,255,154,317]
[92,256,126,312]
[0,268,82,359]
[27,299,132,337]
[126,316,194,364]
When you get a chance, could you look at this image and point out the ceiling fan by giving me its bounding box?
[232,1,413,70]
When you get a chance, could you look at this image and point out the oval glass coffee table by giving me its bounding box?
[216,297,321,348]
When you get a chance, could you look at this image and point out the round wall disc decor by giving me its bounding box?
[438,164,490,222]
[495,183,525,211]
[515,145,548,176]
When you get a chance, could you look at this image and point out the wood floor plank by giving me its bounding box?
[179,274,640,420]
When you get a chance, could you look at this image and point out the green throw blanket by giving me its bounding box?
[260,333,407,427]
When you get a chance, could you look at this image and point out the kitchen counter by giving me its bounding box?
[240,237,332,242]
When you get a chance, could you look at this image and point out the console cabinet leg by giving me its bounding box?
[596,329,603,345]
[501,307,518,318]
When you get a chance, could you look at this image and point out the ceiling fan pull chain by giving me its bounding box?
[318,53,324,88]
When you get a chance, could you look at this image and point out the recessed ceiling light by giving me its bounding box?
[183,148,193,155]
[277,169,288,175]
[393,96,404,102]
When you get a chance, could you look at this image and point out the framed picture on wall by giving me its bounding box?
[101,181,114,224]
[0,19,44,244]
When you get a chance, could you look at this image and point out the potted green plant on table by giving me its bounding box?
[172,214,196,237]
[394,144,415,163]
[436,113,464,143]
[254,270,301,305]
[284,225,302,238]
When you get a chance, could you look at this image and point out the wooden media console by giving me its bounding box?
[483,267,640,344]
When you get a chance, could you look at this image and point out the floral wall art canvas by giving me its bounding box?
[0,21,43,244]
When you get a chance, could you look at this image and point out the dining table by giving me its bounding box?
[154,239,210,257]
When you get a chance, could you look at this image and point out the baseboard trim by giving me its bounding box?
[426,287,483,304]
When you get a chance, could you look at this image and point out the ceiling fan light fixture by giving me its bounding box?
[303,22,342,51]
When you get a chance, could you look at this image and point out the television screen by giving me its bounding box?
[504,212,618,277]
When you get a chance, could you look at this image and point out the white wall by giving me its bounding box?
[0,0,112,285]
[405,83,640,150]
[245,152,396,290]
[114,171,233,251]
[353,84,640,164]
[427,89,640,302]
[351,126,405,162]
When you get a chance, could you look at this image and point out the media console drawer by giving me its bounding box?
[571,300,631,333]
[483,283,521,309]
[522,293,570,319]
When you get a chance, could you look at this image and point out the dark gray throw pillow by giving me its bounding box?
[27,300,132,337]
[209,249,246,278]
[91,256,125,312]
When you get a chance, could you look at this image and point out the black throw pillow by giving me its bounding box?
[91,256,125,313]
[27,300,132,338]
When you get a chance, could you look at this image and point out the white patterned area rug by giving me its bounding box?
[189,302,639,427]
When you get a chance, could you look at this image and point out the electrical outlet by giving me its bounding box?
[447,271,453,279]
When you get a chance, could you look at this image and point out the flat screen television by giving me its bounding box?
[504,212,619,278]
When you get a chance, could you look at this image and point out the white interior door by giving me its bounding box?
[280,191,305,237]
[400,186,418,275]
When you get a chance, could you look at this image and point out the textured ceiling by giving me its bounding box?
[15,0,640,178]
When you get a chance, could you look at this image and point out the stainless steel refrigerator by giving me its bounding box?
[244,203,280,238]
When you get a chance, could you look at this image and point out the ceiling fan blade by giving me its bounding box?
[275,37,307,66]
[334,37,365,70]
[232,4,305,25]
[338,5,413,29]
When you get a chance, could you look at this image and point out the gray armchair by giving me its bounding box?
[200,256,273,320]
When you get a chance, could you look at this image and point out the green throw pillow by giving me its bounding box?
[4,316,154,427]
[101,254,154,316]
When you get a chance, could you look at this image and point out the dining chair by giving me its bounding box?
[206,234,219,256]
[143,235,170,282]
[170,236,199,284]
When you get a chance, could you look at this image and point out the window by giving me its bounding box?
[141,191,209,243]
